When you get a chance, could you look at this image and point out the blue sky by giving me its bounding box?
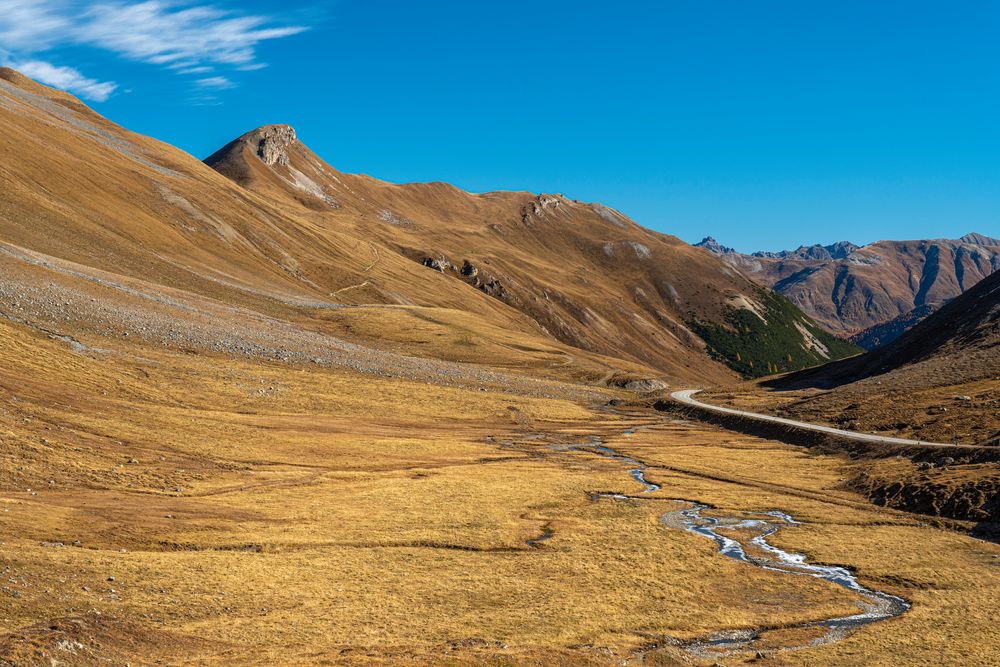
[2,1,998,252]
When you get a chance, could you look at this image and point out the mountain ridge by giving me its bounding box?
[0,70,859,385]
[201,120,858,378]
[696,233,1000,343]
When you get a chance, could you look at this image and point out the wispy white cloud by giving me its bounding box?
[77,2,307,68]
[5,58,118,101]
[0,1,308,101]
[0,0,70,51]
[195,75,234,89]
[189,94,222,107]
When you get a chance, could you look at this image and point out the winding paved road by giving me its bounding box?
[671,389,981,449]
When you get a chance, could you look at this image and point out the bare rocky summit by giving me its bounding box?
[248,124,297,166]
[752,240,860,261]
[694,236,737,255]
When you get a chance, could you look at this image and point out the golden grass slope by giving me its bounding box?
[205,121,851,379]
[1,65,864,383]
[0,67,676,394]
[0,67,718,383]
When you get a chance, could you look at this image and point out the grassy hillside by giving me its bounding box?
[203,122,857,382]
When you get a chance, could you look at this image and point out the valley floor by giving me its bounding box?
[0,323,998,665]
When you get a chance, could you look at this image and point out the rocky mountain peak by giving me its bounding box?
[695,236,737,254]
[244,124,297,166]
[825,240,860,259]
[960,232,1000,247]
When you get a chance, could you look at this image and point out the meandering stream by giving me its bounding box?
[571,432,910,658]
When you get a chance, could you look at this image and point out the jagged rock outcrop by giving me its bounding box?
[422,257,454,272]
[419,255,506,299]
[694,236,737,255]
[249,124,297,166]
[752,241,859,261]
[520,194,565,225]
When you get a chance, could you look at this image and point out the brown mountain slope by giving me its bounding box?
[0,67,857,387]
[703,270,999,532]
[0,68,646,389]
[699,235,1000,341]
[204,123,857,378]
[847,304,936,350]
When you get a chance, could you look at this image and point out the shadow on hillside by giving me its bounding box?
[766,269,1000,392]
[760,352,882,391]
[972,521,1000,545]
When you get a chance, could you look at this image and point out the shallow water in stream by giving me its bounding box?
[573,432,909,658]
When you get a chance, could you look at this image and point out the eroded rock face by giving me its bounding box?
[417,255,505,298]
[589,202,630,228]
[602,240,652,260]
[478,278,505,298]
[251,125,297,166]
[852,467,1000,523]
[520,194,564,225]
[422,257,454,272]
[379,209,413,226]
[694,236,737,255]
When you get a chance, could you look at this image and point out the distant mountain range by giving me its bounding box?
[695,237,861,261]
[696,233,1000,347]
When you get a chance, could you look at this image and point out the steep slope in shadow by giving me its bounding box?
[767,268,1000,390]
